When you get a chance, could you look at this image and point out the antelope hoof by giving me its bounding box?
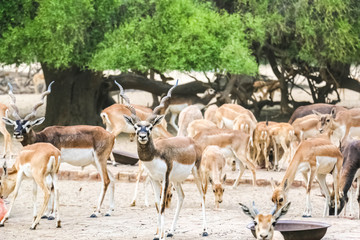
[153,237,159,240]
[41,215,48,219]
[202,232,209,237]
[56,221,61,228]
[90,213,97,218]
[48,216,55,220]
[30,224,37,230]
[167,232,174,237]
[302,214,312,218]
[0,223,4,227]
[130,201,136,207]
[105,213,111,217]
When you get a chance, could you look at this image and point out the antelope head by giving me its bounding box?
[0,162,17,199]
[313,108,336,134]
[115,80,178,145]
[209,174,227,208]
[240,201,291,240]
[270,178,288,212]
[2,81,54,142]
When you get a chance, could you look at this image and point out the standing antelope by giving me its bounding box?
[240,201,291,240]
[187,119,217,138]
[2,82,115,218]
[201,145,227,209]
[0,103,12,158]
[177,105,203,137]
[204,105,218,124]
[215,103,257,130]
[118,81,208,239]
[291,114,321,141]
[271,138,343,217]
[0,143,61,229]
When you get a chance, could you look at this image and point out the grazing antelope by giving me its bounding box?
[252,121,277,169]
[0,103,12,158]
[317,108,360,146]
[161,88,215,132]
[271,138,343,217]
[118,81,208,239]
[201,145,227,209]
[267,123,295,171]
[187,119,217,138]
[331,139,360,218]
[288,103,346,124]
[2,82,115,218]
[0,143,61,229]
[240,201,291,240]
[204,105,218,124]
[215,104,257,130]
[177,105,203,137]
[291,114,321,141]
[193,128,257,187]
[233,114,257,137]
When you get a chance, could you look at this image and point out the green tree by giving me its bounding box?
[0,0,258,126]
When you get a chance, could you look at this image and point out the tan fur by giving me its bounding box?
[291,114,321,141]
[233,114,257,136]
[32,73,45,94]
[0,103,12,158]
[201,146,226,208]
[177,105,203,137]
[215,104,257,129]
[204,105,218,124]
[0,143,61,229]
[187,119,217,138]
[271,138,343,217]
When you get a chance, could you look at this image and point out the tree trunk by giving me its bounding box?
[42,64,112,127]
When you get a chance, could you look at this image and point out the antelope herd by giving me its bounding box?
[0,80,360,240]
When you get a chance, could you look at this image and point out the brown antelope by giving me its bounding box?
[193,128,257,188]
[215,104,257,130]
[267,123,296,171]
[291,114,322,141]
[233,113,257,136]
[2,82,115,218]
[177,105,203,137]
[119,80,208,239]
[204,105,218,124]
[0,103,12,158]
[161,88,215,132]
[252,121,277,169]
[187,119,217,138]
[271,137,343,217]
[288,103,346,124]
[200,145,227,209]
[240,201,291,240]
[0,143,61,229]
[317,108,360,146]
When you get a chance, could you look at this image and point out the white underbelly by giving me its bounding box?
[222,117,233,129]
[348,127,360,139]
[303,128,320,139]
[142,158,167,181]
[169,161,194,182]
[296,162,310,175]
[60,148,95,166]
[316,156,337,174]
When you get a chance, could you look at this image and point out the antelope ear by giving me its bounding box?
[274,201,291,221]
[123,114,135,126]
[270,177,277,190]
[222,174,227,183]
[331,108,336,119]
[30,117,45,126]
[209,176,214,185]
[2,117,16,126]
[283,179,289,191]
[150,115,164,127]
[3,161,7,176]
[239,203,256,219]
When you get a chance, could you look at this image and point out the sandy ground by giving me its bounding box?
[1,73,360,239]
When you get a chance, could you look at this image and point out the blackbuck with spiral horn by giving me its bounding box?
[240,201,291,240]
[2,82,115,218]
[116,80,208,240]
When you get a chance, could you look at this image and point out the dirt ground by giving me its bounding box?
[1,72,360,239]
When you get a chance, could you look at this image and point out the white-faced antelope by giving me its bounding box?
[271,138,343,217]
[2,82,115,218]
[0,143,61,229]
[118,80,208,239]
[240,201,291,240]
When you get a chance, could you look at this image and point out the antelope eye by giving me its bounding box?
[326,119,330,123]
[279,198,283,203]
[272,222,276,227]
[222,189,225,192]
[253,221,258,226]
[213,190,215,193]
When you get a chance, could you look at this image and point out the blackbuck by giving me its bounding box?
[330,139,360,218]
[316,108,360,146]
[0,143,61,229]
[271,138,343,217]
[200,145,227,209]
[215,104,257,130]
[193,128,257,187]
[288,103,346,124]
[177,105,203,137]
[187,119,217,139]
[2,82,115,218]
[240,201,291,240]
[204,105,218,124]
[0,103,12,158]
[291,114,322,141]
[118,80,208,239]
